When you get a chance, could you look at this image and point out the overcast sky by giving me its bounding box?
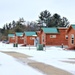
[0,0,75,28]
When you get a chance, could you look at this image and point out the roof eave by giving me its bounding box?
[45,32,59,34]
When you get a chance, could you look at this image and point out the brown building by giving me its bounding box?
[67,25,75,47]
[8,34,15,43]
[15,32,24,44]
[38,27,68,46]
[24,31,37,46]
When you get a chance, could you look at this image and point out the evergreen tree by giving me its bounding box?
[61,17,69,27]
[9,23,12,29]
[12,20,16,28]
[38,10,69,27]
[6,24,9,30]
[38,10,51,26]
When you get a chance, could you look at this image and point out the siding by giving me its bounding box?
[67,28,75,47]
[41,28,68,46]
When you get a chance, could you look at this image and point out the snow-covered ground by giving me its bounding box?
[0,52,44,75]
[0,43,45,75]
[0,42,75,75]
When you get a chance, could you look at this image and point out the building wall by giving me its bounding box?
[41,28,68,46]
[17,36,24,44]
[26,36,36,45]
[24,36,27,45]
[9,37,15,43]
[58,28,68,45]
[67,28,75,47]
[46,34,59,45]
[41,32,46,45]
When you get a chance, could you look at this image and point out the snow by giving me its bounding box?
[0,42,75,75]
[0,52,44,75]
[0,43,45,75]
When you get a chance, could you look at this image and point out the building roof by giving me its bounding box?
[24,31,37,36]
[41,28,59,34]
[71,24,75,29]
[58,27,67,29]
[16,32,23,36]
[66,24,75,33]
[8,34,15,37]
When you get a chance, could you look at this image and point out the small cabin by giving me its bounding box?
[40,27,68,46]
[24,31,37,46]
[15,32,24,44]
[8,34,15,43]
[67,24,75,47]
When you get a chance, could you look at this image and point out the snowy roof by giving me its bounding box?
[24,31,37,36]
[42,28,59,34]
[8,34,15,37]
[16,32,24,36]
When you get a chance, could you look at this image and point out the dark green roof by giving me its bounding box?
[8,34,15,37]
[24,31,37,36]
[71,24,75,29]
[42,28,59,34]
[16,32,23,36]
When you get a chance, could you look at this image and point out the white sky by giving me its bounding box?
[0,0,75,28]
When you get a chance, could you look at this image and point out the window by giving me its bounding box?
[30,37,34,40]
[71,34,74,39]
[71,34,74,44]
[42,35,44,42]
[50,35,56,38]
[20,37,24,39]
[65,35,68,39]
[72,40,74,44]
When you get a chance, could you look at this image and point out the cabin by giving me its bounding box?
[24,31,37,46]
[15,32,24,44]
[67,24,75,47]
[39,27,68,46]
[8,34,15,43]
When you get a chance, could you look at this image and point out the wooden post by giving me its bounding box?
[16,36,18,44]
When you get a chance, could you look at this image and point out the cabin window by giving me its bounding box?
[20,37,24,39]
[42,35,45,42]
[71,34,74,44]
[42,36,44,42]
[50,35,56,38]
[65,35,68,39]
[30,37,34,40]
